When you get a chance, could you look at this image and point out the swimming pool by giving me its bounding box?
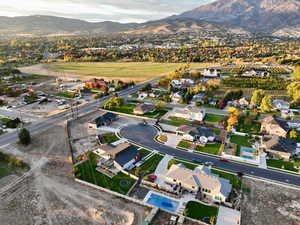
[243,148,254,154]
[241,154,254,160]
[145,192,180,212]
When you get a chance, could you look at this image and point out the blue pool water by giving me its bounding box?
[242,154,254,160]
[243,148,254,153]
[146,193,180,212]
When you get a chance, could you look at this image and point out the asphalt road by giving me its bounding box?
[0,79,158,147]
[120,124,300,187]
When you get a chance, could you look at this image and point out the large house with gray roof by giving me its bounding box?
[165,164,232,203]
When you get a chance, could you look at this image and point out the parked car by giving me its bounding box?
[219,158,229,162]
[205,161,214,166]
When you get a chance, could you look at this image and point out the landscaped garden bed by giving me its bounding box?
[177,141,192,149]
[267,159,299,172]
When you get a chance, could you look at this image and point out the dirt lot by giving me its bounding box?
[0,122,150,225]
[241,178,300,225]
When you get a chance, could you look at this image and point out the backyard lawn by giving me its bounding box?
[47,62,211,82]
[230,135,252,147]
[195,143,222,155]
[161,116,193,127]
[74,160,136,194]
[267,159,298,172]
[135,154,164,175]
[177,141,192,149]
[204,113,226,125]
[235,117,261,134]
[102,133,119,144]
[184,201,218,221]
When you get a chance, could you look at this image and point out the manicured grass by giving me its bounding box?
[212,128,221,135]
[102,133,119,144]
[138,148,152,158]
[47,62,209,82]
[195,143,221,155]
[230,135,252,147]
[184,201,218,221]
[74,160,135,194]
[136,154,164,175]
[0,160,15,178]
[110,104,136,114]
[211,169,242,189]
[236,117,261,134]
[56,91,76,99]
[167,159,198,170]
[110,103,168,119]
[267,159,298,172]
[161,116,193,127]
[177,141,192,149]
[204,113,225,125]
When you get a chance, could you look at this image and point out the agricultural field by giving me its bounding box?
[46,62,210,82]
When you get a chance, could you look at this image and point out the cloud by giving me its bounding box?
[0,0,215,23]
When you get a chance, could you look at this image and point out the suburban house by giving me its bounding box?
[273,99,290,111]
[228,98,249,108]
[261,135,300,160]
[243,69,270,77]
[94,143,138,170]
[165,164,232,203]
[172,106,206,122]
[171,79,195,88]
[88,112,118,129]
[176,125,215,144]
[261,116,290,138]
[85,78,108,92]
[134,103,155,115]
[203,68,221,77]
[216,206,241,225]
[191,93,207,105]
[171,91,184,103]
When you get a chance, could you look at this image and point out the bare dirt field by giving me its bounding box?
[241,178,300,225]
[0,122,150,225]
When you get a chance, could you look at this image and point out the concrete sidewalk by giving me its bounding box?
[154,154,173,186]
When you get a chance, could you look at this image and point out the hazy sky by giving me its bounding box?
[0,0,214,23]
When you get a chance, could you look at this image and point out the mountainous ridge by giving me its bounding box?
[1,0,300,37]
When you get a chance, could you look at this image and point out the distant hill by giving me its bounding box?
[170,0,300,35]
[0,15,138,36]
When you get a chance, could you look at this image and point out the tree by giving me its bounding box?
[251,89,265,107]
[18,128,31,146]
[103,96,125,110]
[287,82,300,104]
[292,66,300,80]
[227,114,239,131]
[289,130,298,139]
[260,95,273,113]
[155,101,166,111]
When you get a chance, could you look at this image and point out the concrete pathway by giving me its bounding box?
[154,154,174,185]
[259,153,267,169]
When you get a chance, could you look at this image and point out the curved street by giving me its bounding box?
[120,124,300,187]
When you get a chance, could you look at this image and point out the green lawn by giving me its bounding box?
[161,116,193,127]
[47,62,210,83]
[102,133,119,144]
[184,201,218,221]
[267,159,298,172]
[230,135,252,147]
[167,159,199,170]
[0,160,15,178]
[56,91,76,99]
[74,160,135,195]
[204,113,226,125]
[135,154,164,175]
[211,169,242,189]
[177,141,192,149]
[110,103,168,119]
[236,117,261,134]
[138,148,152,158]
[195,143,221,155]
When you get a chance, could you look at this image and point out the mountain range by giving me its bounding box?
[1,0,300,37]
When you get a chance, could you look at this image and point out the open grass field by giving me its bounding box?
[47,62,212,82]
